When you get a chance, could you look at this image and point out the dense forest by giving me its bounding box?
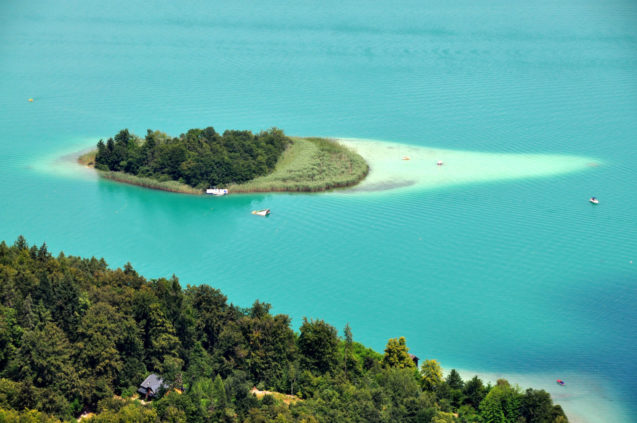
[94,127,291,189]
[0,237,569,423]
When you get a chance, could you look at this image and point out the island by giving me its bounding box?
[0,236,571,422]
[78,127,369,194]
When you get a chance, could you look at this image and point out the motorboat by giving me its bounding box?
[437,160,443,166]
[252,209,270,216]
[589,197,599,204]
[556,379,565,386]
[206,188,228,196]
[402,156,410,160]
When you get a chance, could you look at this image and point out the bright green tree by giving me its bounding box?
[420,359,443,391]
[382,337,415,369]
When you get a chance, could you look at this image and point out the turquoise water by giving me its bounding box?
[1,1,637,421]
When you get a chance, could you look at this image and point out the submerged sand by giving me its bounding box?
[452,368,630,423]
[337,138,599,193]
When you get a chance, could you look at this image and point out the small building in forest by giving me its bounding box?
[138,374,166,400]
[410,354,420,367]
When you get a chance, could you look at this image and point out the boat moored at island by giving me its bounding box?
[252,209,271,216]
[206,188,228,196]
[590,197,599,204]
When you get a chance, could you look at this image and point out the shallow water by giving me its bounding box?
[1,1,637,421]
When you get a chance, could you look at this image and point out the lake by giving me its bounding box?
[1,1,636,421]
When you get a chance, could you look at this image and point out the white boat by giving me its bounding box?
[437,160,444,166]
[206,188,228,196]
[252,209,270,216]
[589,197,599,204]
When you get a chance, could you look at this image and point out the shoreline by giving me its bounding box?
[450,367,631,423]
[75,137,369,195]
[69,137,600,196]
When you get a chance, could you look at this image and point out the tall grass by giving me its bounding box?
[227,137,369,193]
[100,171,203,195]
[77,151,96,166]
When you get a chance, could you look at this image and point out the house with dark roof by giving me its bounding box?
[409,354,420,368]
[138,374,166,400]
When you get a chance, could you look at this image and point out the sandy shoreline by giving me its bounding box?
[336,137,600,194]
[449,367,630,423]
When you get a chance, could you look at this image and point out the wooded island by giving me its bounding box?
[79,127,368,194]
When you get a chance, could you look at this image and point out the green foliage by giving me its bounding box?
[479,379,522,423]
[420,359,443,391]
[0,237,569,423]
[0,407,62,422]
[382,336,415,369]
[94,127,291,190]
[298,318,339,375]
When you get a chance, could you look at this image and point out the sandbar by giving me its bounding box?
[337,138,600,194]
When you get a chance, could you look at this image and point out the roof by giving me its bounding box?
[139,374,165,393]
[409,354,420,361]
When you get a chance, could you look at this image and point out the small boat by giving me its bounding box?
[589,197,599,204]
[556,379,565,386]
[252,209,270,216]
[28,98,34,102]
[402,156,410,160]
[437,160,443,166]
[206,188,228,196]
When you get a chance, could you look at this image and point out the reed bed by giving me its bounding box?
[227,137,368,193]
[77,151,96,166]
[99,171,203,195]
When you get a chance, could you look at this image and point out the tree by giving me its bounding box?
[188,286,231,352]
[479,379,521,423]
[76,303,123,381]
[14,322,79,397]
[0,306,22,372]
[521,388,563,423]
[343,323,361,379]
[463,375,487,409]
[382,336,415,369]
[298,318,339,375]
[446,369,463,390]
[420,359,443,391]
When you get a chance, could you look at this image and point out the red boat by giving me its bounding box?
[556,379,565,386]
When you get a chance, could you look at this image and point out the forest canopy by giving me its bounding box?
[94,127,291,189]
[0,237,569,423]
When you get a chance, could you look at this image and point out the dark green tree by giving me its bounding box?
[298,318,339,375]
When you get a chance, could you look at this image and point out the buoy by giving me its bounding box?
[28,98,34,102]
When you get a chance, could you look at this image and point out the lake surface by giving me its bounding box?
[1,1,636,421]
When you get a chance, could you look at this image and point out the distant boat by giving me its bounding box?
[402,156,410,160]
[437,160,443,166]
[589,197,599,204]
[28,98,34,102]
[252,209,270,216]
[556,379,565,386]
[206,188,228,196]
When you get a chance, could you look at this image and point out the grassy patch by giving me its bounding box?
[227,137,368,193]
[77,151,96,166]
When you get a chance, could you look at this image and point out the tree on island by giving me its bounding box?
[94,127,291,189]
